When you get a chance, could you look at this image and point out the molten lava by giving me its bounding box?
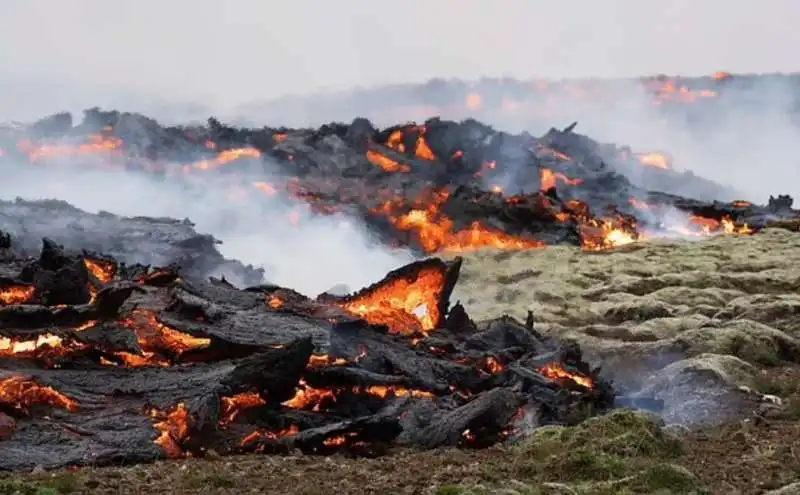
[83,258,117,284]
[220,392,266,426]
[538,362,593,389]
[241,424,300,448]
[282,379,434,411]
[540,168,583,191]
[337,266,446,335]
[183,147,262,172]
[19,134,123,162]
[0,285,35,305]
[0,376,79,413]
[375,189,546,254]
[0,334,69,358]
[635,151,672,170]
[116,309,211,366]
[149,402,192,458]
[366,149,410,172]
[307,354,349,368]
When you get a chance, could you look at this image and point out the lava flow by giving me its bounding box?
[0,285,35,305]
[0,334,65,358]
[0,376,79,413]
[336,265,446,335]
[373,188,547,253]
[220,392,266,427]
[82,257,117,284]
[281,379,434,411]
[2,104,766,257]
[149,402,192,459]
[0,230,620,467]
[114,309,211,366]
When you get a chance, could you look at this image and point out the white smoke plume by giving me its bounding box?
[0,161,413,296]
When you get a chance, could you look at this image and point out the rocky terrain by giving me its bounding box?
[3,228,800,494]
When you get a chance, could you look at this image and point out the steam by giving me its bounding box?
[0,161,413,296]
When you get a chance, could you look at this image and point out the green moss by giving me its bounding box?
[178,470,237,490]
[0,472,81,495]
[629,464,703,493]
[516,409,683,462]
[0,480,40,495]
[435,486,467,495]
[500,409,703,493]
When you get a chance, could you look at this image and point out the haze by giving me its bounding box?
[1,0,798,110]
[1,0,798,294]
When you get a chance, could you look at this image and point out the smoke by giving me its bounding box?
[0,160,413,296]
[2,2,799,215]
[536,77,800,204]
[233,74,800,205]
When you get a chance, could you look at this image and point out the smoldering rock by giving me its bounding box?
[0,198,264,286]
[636,353,756,426]
[0,412,15,441]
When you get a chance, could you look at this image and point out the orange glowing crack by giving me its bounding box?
[281,379,434,411]
[83,258,117,284]
[18,134,123,162]
[184,147,262,172]
[115,309,211,366]
[366,150,410,172]
[538,146,572,162]
[538,362,593,389]
[307,354,349,368]
[241,424,300,448]
[149,402,192,458]
[0,376,79,413]
[220,392,266,427]
[0,285,35,305]
[482,357,504,375]
[540,168,583,191]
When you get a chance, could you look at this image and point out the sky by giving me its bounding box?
[1,1,798,293]
[1,0,798,109]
